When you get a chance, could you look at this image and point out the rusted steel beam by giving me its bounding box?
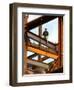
[23,15,29,74]
[27,59,49,69]
[47,58,63,73]
[50,67,63,73]
[25,16,57,30]
[58,16,63,67]
[37,56,49,62]
[27,32,58,50]
[27,46,58,59]
[28,53,38,59]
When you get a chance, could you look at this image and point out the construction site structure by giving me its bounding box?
[23,14,63,74]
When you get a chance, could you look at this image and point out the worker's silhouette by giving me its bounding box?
[43,28,49,41]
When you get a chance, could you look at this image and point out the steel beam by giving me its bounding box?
[27,32,57,50]
[27,59,49,69]
[27,46,58,59]
[37,56,49,62]
[25,16,57,30]
[28,53,38,59]
[29,43,57,54]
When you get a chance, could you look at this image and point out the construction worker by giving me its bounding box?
[43,28,49,41]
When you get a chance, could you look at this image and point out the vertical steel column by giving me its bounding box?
[24,15,29,73]
[38,25,42,61]
[58,16,63,68]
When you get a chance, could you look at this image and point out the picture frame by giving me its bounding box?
[9,3,72,86]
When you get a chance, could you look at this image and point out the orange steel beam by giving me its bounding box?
[27,46,58,59]
[29,43,57,54]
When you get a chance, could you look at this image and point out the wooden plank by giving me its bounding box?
[27,59,49,69]
[25,16,57,30]
[27,32,57,50]
[27,46,58,59]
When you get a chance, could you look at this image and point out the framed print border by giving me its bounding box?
[9,3,72,86]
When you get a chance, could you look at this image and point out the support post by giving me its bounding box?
[24,15,29,73]
[38,25,42,61]
[58,16,63,68]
